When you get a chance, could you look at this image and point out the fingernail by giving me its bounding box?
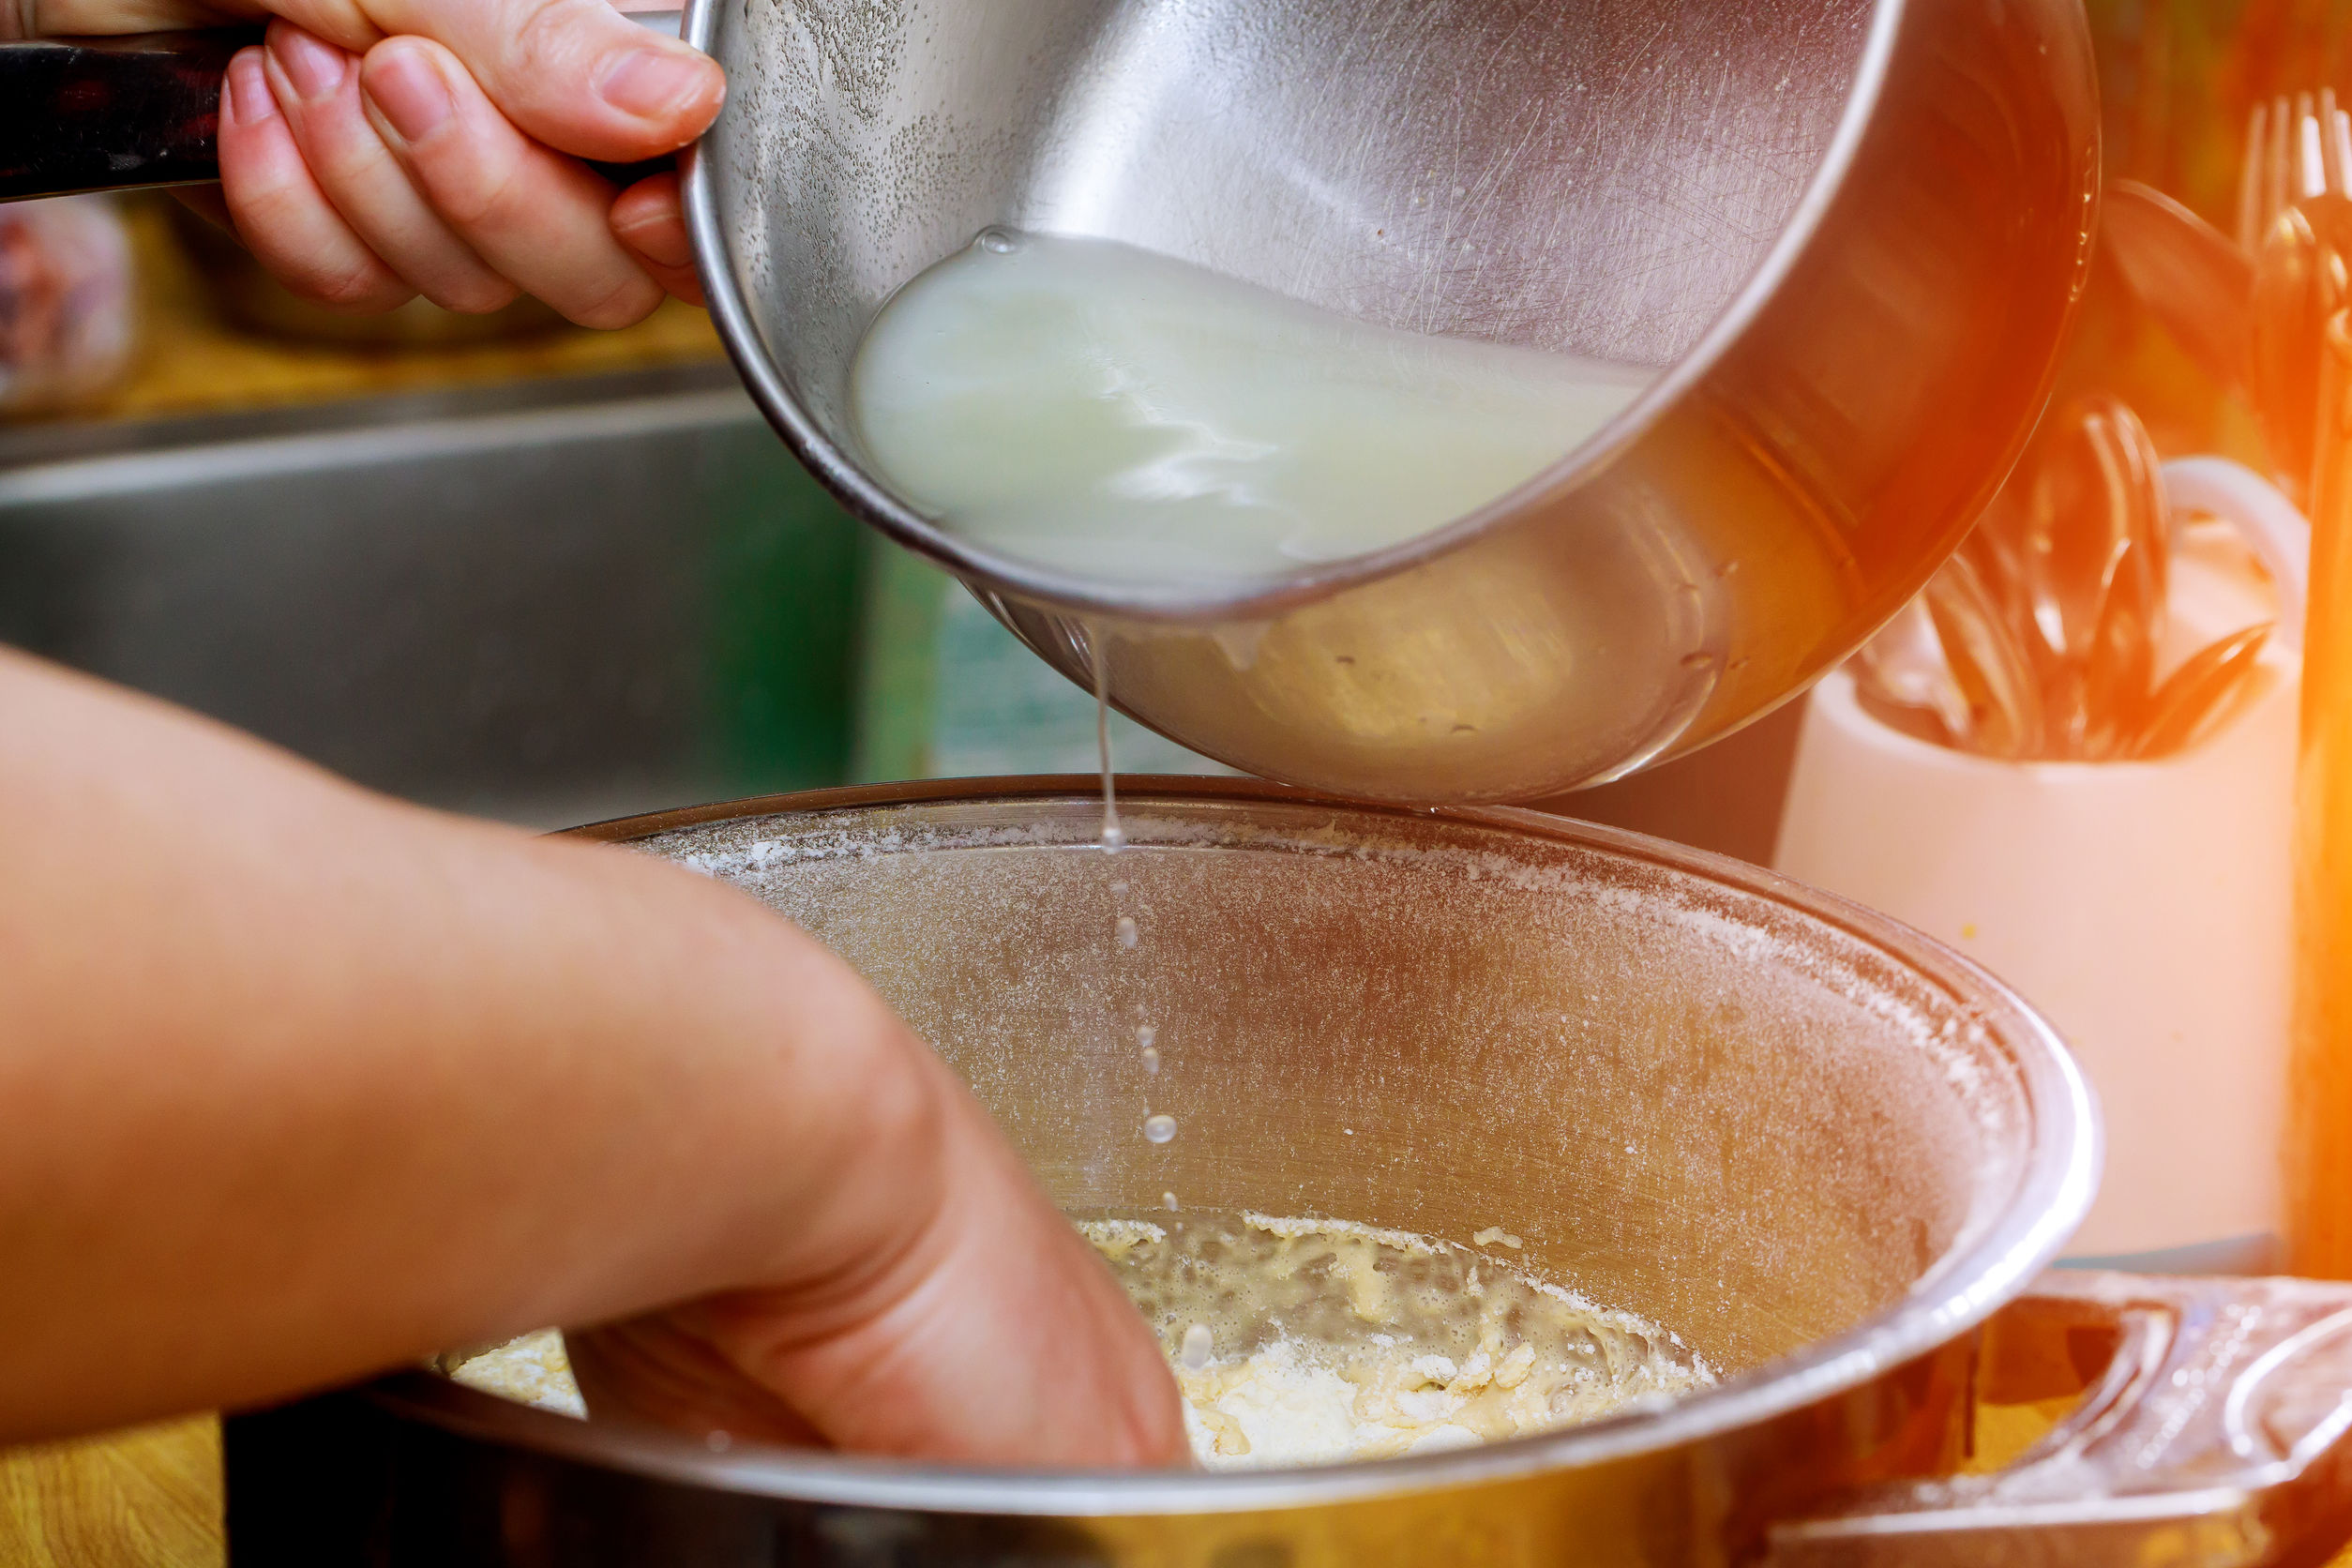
[224,52,279,129]
[363,47,453,143]
[597,45,717,120]
[269,27,346,102]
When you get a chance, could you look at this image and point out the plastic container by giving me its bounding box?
[0,195,135,415]
[1776,513,2298,1271]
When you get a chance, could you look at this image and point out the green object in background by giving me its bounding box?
[851,537,945,785]
[686,399,1230,792]
[701,445,869,796]
[851,537,1234,784]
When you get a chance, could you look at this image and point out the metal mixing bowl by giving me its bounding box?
[685,0,2100,800]
[228,778,2124,1565]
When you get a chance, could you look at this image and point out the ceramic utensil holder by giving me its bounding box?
[1775,535,2298,1272]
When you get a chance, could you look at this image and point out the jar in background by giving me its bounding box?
[0,195,135,416]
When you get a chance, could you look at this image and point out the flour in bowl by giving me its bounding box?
[1079,1212,1711,1469]
[443,1212,1709,1469]
[444,1327,584,1418]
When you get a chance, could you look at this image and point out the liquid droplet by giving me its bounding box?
[1100,822,1127,852]
[1117,915,1138,949]
[1140,1046,1160,1075]
[1109,881,1128,897]
[1180,1323,1214,1370]
[1143,1113,1177,1143]
[1162,1190,1180,1211]
[1137,1023,1156,1049]
[973,226,1022,254]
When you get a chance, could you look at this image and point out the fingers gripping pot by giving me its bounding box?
[222,782,2352,1566]
[1,0,2098,802]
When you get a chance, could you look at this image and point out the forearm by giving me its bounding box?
[0,650,914,1440]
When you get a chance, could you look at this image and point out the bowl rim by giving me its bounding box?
[676,0,1909,623]
[366,776,2099,1517]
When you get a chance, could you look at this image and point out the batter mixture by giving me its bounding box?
[445,1211,1710,1469]
[1080,1212,1710,1468]
[444,1327,584,1418]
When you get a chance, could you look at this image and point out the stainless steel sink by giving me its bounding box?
[0,367,867,827]
[0,360,1801,855]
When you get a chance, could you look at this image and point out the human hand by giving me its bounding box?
[0,650,1186,1467]
[565,1047,1189,1463]
[23,0,721,324]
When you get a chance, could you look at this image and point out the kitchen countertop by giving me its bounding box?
[8,196,724,431]
[1,1419,218,1567]
[11,1398,2346,1565]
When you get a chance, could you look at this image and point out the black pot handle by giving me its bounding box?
[0,28,256,202]
[0,10,684,204]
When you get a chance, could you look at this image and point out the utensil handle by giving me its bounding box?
[2164,456,2313,648]
[0,28,256,201]
[0,10,684,204]
[1766,1270,2352,1567]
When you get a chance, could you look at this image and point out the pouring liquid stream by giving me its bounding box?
[1090,630,1171,1164]
[860,224,1653,1193]
[861,228,1658,1378]
[855,227,1653,1199]
[1093,634,1123,854]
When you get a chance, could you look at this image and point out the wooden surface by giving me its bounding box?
[10,196,723,430]
[0,1420,220,1568]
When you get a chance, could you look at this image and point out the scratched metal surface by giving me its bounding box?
[717,0,1866,432]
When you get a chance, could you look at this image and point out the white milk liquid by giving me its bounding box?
[849,231,1654,587]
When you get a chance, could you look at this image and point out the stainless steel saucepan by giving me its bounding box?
[1,0,2097,802]
[219,778,2352,1568]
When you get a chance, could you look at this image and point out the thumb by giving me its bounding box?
[357,0,722,164]
[575,1054,1188,1468]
